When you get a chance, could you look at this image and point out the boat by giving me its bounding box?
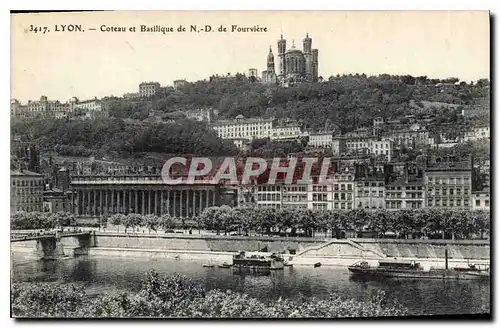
[284,262,293,267]
[218,262,232,269]
[314,262,322,268]
[202,264,215,268]
[348,258,490,281]
[232,251,284,272]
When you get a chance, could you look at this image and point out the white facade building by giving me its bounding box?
[271,124,302,140]
[308,132,333,148]
[211,115,273,140]
[139,82,161,97]
[370,140,393,161]
[472,190,490,211]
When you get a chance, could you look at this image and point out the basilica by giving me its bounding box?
[262,34,319,85]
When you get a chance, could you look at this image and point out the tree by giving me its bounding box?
[159,213,176,231]
[392,210,414,239]
[123,213,143,232]
[350,209,369,238]
[109,214,125,232]
[369,210,392,238]
[52,212,76,229]
[144,214,159,233]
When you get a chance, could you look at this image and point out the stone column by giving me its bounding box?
[206,190,209,207]
[135,190,139,214]
[117,190,121,213]
[128,191,132,215]
[173,190,177,217]
[75,191,80,215]
[93,190,97,216]
[198,190,203,215]
[167,190,171,216]
[212,190,216,206]
[142,190,146,215]
[122,190,126,214]
[191,190,196,217]
[154,190,158,216]
[179,190,183,218]
[85,191,89,215]
[160,191,165,215]
[147,190,151,215]
[99,190,103,216]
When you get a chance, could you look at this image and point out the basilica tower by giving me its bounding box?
[267,46,275,73]
[303,33,313,81]
[277,34,287,78]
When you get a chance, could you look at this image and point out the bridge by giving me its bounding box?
[11,232,90,242]
[10,231,96,259]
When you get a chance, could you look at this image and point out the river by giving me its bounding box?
[11,255,490,316]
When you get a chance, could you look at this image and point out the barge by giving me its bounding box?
[232,251,284,272]
[348,248,490,281]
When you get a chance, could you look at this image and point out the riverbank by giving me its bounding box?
[11,232,490,268]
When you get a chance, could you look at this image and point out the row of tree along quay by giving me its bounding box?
[11,270,410,318]
[11,207,490,240]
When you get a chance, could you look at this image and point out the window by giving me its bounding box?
[476,199,480,206]
[485,200,490,207]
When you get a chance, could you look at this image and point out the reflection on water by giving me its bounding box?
[11,255,490,315]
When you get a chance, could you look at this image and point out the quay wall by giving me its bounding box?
[93,232,325,253]
[91,233,489,260]
[11,233,490,265]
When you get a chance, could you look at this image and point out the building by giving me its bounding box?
[276,34,319,84]
[385,177,425,210]
[355,177,386,210]
[248,68,259,82]
[424,159,472,210]
[11,170,45,213]
[10,99,25,117]
[308,132,333,148]
[11,141,40,173]
[464,126,490,142]
[231,138,251,150]
[69,175,229,218]
[173,79,187,90]
[281,184,308,209]
[255,185,283,209]
[262,47,278,84]
[332,136,370,156]
[185,108,217,123]
[15,96,72,119]
[211,115,274,140]
[332,169,355,210]
[370,140,393,162]
[354,164,386,210]
[43,188,69,213]
[308,183,332,210]
[472,189,490,211]
[382,129,430,149]
[271,123,302,140]
[139,82,161,97]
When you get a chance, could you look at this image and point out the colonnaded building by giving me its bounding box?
[262,33,319,85]
[69,175,234,219]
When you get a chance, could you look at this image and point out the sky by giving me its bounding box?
[11,11,490,102]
